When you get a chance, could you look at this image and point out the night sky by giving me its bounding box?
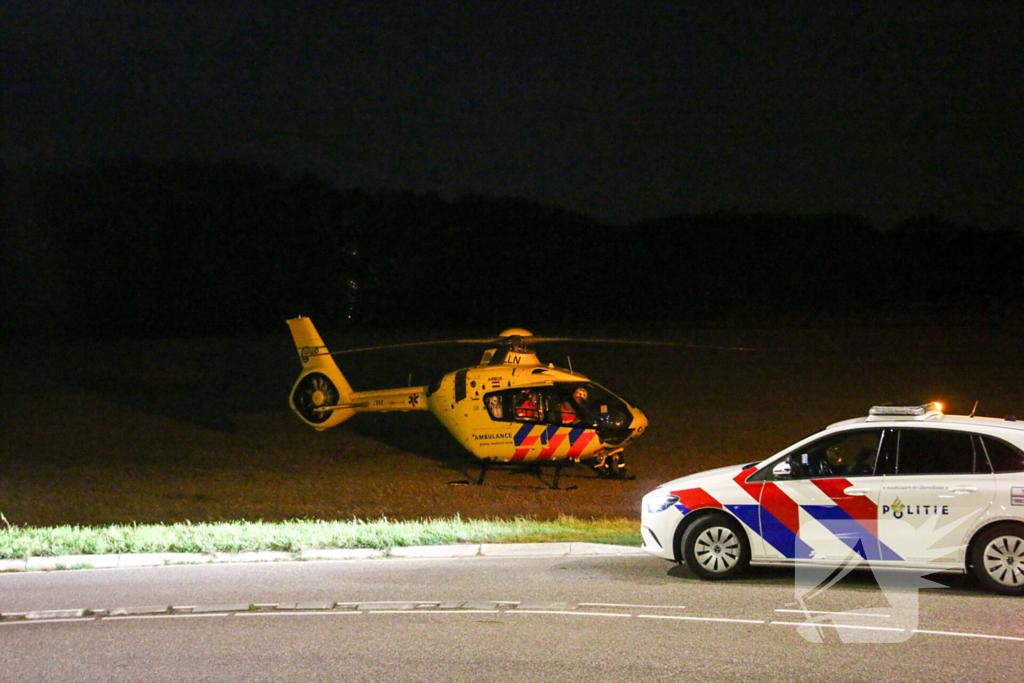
[3,1,1021,228]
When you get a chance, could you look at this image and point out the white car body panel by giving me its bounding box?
[642,409,1024,578]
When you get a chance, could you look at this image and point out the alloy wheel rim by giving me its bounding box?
[694,526,741,573]
[983,535,1024,587]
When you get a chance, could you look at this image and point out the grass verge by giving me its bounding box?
[0,516,640,559]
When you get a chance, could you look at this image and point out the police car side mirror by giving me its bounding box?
[772,458,793,479]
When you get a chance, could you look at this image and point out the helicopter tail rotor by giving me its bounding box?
[287,317,356,429]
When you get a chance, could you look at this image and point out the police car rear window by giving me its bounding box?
[981,436,1024,473]
[895,430,976,475]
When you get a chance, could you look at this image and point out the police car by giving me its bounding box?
[641,403,1024,594]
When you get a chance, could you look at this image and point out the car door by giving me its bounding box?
[753,428,890,563]
[876,428,996,566]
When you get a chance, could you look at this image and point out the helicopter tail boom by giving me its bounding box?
[348,386,430,413]
[287,317,356,429]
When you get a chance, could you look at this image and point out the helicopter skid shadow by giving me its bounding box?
[495,484,579,492]
[345,413,473,473]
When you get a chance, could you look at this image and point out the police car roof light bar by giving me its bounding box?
[867,402,944,420]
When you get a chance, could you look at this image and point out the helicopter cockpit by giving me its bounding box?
[484,383,634,436]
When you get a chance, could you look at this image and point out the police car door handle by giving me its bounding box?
[948,486,977,494]
[844,486,870,496]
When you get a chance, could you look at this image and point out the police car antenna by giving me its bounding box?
[969,400,978,417]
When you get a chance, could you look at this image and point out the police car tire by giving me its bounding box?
[681,513,751,581]
[970,523,1024,596]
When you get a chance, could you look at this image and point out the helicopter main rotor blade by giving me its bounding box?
[303,336,755,358]
[316,338,499,356]
[529,337,756,352]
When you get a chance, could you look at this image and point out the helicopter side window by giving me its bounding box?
[484,385,627,428]
[485,388,565,425]
[512,389,544,423]
[540,390,580,426]
[485,394,504,420]
[484,390,521,423]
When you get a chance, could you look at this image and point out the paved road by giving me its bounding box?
[1,550,1022,682]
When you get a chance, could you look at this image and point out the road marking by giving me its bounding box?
[4,599,1022,645]
[774,609,892,619]
[235,611,361,618]
[580,602,686,610]
[368,610,499,615]
[105,613,230,621]
[771,621,904,633]
[509,610,631,618]
[638,614,764,625]
[912,629,1024,643]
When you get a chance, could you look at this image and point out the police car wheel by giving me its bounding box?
[681,514,750,581]
[970,524,1024,596]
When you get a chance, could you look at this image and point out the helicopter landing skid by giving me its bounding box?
[473,456,633,489]
[475,461,575,490]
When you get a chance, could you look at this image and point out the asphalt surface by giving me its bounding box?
[2,546,1023,682]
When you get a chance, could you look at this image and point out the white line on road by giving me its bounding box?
[105,614,231,621]
[637,614,764,625]
[912,629,1024,643]
[774,609,892,619]
[235,611,361,618]
[368,610,499,615]
[509,610,632,618]
[580,602,686,610]
[770,620,904,633]
[6,600,1022,645]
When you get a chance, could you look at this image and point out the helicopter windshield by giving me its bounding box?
[484,383,632,431]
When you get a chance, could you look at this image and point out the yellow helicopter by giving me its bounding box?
[286,317,649,488]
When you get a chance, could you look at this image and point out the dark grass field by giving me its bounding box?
[1,323,1021,527]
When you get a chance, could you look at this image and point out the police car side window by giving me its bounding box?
[820,430,883,477]
[981,436,1024,473]
[895,429,976,475]
[763,429,883,480]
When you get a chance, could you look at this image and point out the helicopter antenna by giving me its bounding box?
[567,356,573,374]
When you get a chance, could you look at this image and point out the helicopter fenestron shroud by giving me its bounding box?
[286,317,651,483]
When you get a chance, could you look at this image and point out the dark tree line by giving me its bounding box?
[2,160,1022,342]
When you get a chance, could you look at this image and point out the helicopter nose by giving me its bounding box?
[630,406,649,438]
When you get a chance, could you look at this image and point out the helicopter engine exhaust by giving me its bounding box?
[287,317,356,429]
